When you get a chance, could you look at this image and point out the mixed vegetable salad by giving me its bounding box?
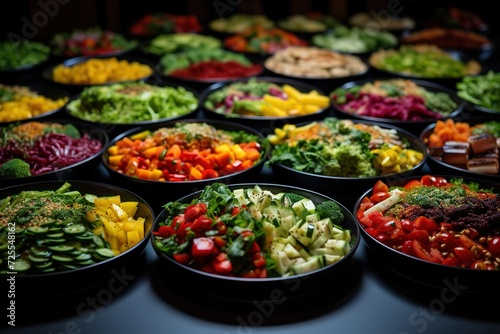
[106,122,266,182]
[128,13,202,36]
[331,79,459,121]
[267,117,424,177]
[49,27,138,57]
[312,24,398,54]
[0,182,148,274]
[153,183,353,278]
[0,121,103,178]
[204,78,329,117]
[66,81,198,124]
[158,49,262,80]
[369,44,482,78]
[142,33,221,56]
[357,175,500,270]
[224,26,307,55]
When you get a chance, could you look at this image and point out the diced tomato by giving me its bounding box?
[154,225,175,238]
[213,259,233,273]
[413,216,439,234]
[411,239,441,263]
[252,252,266,268]
[201,169,219,179]
[400,219,414,232]
[173,253,191,264]
[373,180,389,193]
[401,240,414,255]
[365,227,378,238]
[442,256,460,267]
[420,175,437,186]
[404,179,422,190]
[453,246,474,267]
[470,260,496,270]
[213,236,227,248]
[184,203,207,221]
[191,215,213,234]
[370,191,391,203]
[191,237,215,257]
[487,236,500,256]
[390,227,407,243]
[376,219,397,233]
[407,229,430,243]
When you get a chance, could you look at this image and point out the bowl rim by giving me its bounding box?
[150,182,361,282]
[330,76,465,124]
[270,117,428,181]
[63,78,200,126]
[101,118,270,185]
[0,118,109,182]
[199,75,331,120]
[352,174,500,274]
[0,179,155,279]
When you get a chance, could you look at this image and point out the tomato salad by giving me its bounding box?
[106,122,265,182]
[357,175,500,270]
[153,183,353,278]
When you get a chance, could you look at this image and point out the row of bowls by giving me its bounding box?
[2,156,499,301]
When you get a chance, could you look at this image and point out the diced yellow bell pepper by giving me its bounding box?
[129,130,150,140]
[111,203,128,221]
[231,144,247,161]
[127,230,141,248]
[108,155,124,166]
[107,145,119,156]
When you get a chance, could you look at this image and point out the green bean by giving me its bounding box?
[457,71,500,111]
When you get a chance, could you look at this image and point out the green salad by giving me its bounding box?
[66,81,198,123]
[0,41,50,71]
[312,25,397,54]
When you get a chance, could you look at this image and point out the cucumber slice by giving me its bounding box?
[64,224,87,235]
[48,244,75,253]
[33,261,54,269]
[15,226,26,234]
[93,248,115,261]
[51,254,74,262]
[26,226,49,234]
[47,232,65,239]
[74,253,92,261]
[28,253,51,263]
[13,259,31,272]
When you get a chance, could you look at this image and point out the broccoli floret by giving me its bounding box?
[316,200,344,225]
[0,158,31,178]
[322,144,377,177]
[282,192,305,207]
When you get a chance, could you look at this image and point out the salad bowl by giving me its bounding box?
[353,174,500,292]
[65,79,200,138]
[151,182,360,301]
[200,76,331,132]
[0,180,154,296]
[266,117,428,207]
[330,77,464,134]
[102,119,270,212]
[0,119,108,187]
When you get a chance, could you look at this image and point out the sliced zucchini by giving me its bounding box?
[64,224,87,235]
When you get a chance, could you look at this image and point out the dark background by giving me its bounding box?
[1,0,497,42]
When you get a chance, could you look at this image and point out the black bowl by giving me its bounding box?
[154,51,264,93]
[263,47,370,93]
[151,182,360,301]
[419,118,500,180]
[331,77,465,135]
[0,180,154,297]
[42,54,155,94]
[368,46,483,88]
[0,119,109,187]
[200,76,332,133]
[353,175,500,292]
[268,118,428,208]
[0,83,70,125]
[64,78,200,138]
[102,119,270,212]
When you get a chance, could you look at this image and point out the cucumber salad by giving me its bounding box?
[153,183,353,278]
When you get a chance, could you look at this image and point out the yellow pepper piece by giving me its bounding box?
[130,130,150,140]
